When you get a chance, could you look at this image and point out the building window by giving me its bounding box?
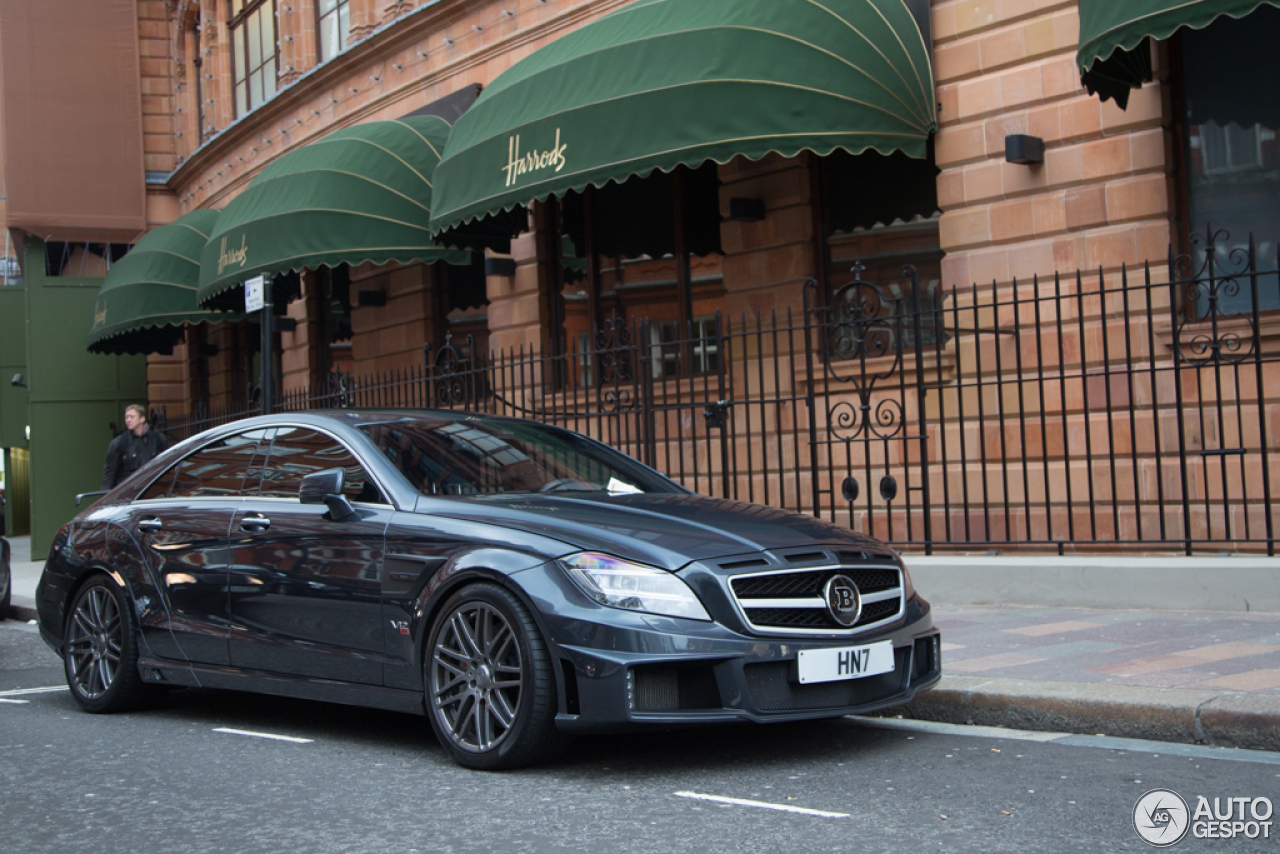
[317,0,351,62]
[551,163,726,385]
[650,316,719,379]
[576,331,594,388]
[1199,122,1265,175]
[229,0,278,117]
[1176,4,1280,315]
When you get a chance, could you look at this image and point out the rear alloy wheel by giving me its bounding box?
[64,576,157,713]
[425,583,566,769]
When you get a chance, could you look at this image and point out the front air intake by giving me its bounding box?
[631,664,723,712]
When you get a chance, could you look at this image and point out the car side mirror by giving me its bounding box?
[299,468,355,521]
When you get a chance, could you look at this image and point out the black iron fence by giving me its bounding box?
[155,398,261,444]
[160,232,1280,554]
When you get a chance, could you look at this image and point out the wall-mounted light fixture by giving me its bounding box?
[10,373,26,388]
[1005,134,1045,165]
[725,197,767,222]
[484,257,517,277]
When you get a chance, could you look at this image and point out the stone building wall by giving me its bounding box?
[931,0,1173,289]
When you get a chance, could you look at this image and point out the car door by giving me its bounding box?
[227,425,392,685]
[124,429,269,666]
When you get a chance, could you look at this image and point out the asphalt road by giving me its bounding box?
[2,620,1278,854]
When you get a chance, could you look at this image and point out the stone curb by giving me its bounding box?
[885,676,1280,752]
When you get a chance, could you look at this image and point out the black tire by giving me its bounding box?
[424,582,568,770]
[63,575,159,713]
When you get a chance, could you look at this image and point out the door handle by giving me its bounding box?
[137,518,162,532]
[240,516,271,532]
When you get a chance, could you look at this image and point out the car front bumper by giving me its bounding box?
[511,567,940,732]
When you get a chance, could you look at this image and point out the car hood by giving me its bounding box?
[424,493,884,570]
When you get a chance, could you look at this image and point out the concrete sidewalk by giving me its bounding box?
[5,534,41,623]
[890,603,1280,752]
[5,534,1279,752]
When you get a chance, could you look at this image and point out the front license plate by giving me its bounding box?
[797,641,895,684]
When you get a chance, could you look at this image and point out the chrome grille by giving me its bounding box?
[729,561,904,635]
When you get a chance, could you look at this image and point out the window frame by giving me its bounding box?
[649,315,720,379]
[254,425,389,505]
[134,428,274,501]
[1168,21,1280,318]
[132,424,394,507]
[228,0,279,119]
[315,0,352,63]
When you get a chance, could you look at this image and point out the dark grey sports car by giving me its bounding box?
[37,411,940,769]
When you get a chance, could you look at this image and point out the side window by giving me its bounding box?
[137,467,177,501]
[259,427,384,503]
[139,429,271,500]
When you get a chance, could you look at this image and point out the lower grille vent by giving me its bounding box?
[632,665,723,712]
[634,668,679,711]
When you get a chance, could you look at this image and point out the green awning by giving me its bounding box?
[1078,0,1280,107]
[429,0,935,243]
[198,115,471,310]
[88,209,235,355]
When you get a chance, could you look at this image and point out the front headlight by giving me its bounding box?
[560,552,711,621]
[895,552,917,600]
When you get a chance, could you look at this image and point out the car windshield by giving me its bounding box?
[356,416,680,497]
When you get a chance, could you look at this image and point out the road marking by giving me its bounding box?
[0,686,68,697]
[674,792,848,818]
[213,727,314,744]
[849,717,1280,766]
[0,698,30,704]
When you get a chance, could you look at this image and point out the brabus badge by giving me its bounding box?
[823,575,861,627]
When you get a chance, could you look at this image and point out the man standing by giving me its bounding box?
[102,405,168,489]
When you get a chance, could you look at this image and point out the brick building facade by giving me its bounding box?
[4,0,1276,552]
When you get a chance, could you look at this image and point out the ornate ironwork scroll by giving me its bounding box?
[432,335,475,407]
[815,263,922,442]
[595,312,637,412]
[1171,225,1262,365]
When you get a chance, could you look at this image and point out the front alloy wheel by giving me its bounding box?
[425,583,565,769]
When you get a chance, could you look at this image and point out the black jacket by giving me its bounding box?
[102,428,168,490]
